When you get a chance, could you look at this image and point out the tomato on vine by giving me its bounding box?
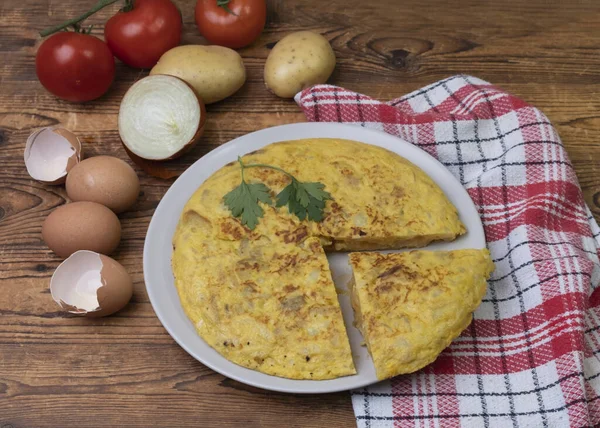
[36,0,183,101]
[195,0,267,49]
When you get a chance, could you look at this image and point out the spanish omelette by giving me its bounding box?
[172,138,468,380]
[179,138,465,251]
[348,249,494,380]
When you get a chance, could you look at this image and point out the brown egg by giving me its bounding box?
[50,250,133,317]
[66,156,140,214]
[42,201,121,258]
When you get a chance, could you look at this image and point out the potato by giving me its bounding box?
[150,45,246,104]
[264,31,336,99]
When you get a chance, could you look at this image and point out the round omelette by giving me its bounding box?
[172,138,467,380]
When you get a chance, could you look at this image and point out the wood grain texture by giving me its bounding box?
[1,0,599,426]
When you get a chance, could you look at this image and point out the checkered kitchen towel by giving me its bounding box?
[295,75,600,428]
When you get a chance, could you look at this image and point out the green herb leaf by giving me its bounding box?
[223,181,272,230]
[302,182,331,201]
[276,180,332,223]
[306,199,325,221]
[224,158,332,229]
[275,183,293,208]
[295,183,310,208]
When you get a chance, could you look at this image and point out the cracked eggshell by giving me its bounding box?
[50,250,133,317]
[24,127,82,185]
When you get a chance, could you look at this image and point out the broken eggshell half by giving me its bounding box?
[50,250,133,317]
[24,127,82,185]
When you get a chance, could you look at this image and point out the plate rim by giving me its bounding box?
[143,122,486,394]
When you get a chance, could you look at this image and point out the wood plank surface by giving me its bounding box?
[1,0,599,426]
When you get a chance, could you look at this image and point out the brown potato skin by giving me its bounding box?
[150,45,246,104]
[264,31,336,98]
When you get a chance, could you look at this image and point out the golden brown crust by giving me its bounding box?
[349,249,495,380]
[182,138,465,249]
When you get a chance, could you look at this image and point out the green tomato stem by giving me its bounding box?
[39,0,121,37]
[123,0,135,12]
[216,0,238,16]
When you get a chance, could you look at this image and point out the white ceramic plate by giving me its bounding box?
[144,122,485,394]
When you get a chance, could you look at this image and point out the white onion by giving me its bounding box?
[118,75,205,161]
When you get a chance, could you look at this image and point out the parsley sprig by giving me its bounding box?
[223,157,332,230]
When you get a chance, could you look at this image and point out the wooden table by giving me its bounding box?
[1,0,599,426]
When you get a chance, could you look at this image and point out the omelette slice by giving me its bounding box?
[348,249,494,380]
[173,216,356,379]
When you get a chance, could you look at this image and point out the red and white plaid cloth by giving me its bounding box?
[295,75,600,428]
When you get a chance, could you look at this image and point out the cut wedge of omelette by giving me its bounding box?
[172,138,469,380]
[173,233,356,379]
[348,249,495,380]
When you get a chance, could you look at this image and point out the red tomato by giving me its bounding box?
[35,32,115,102]
[104,0,182,69]
[195,0,266,49]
